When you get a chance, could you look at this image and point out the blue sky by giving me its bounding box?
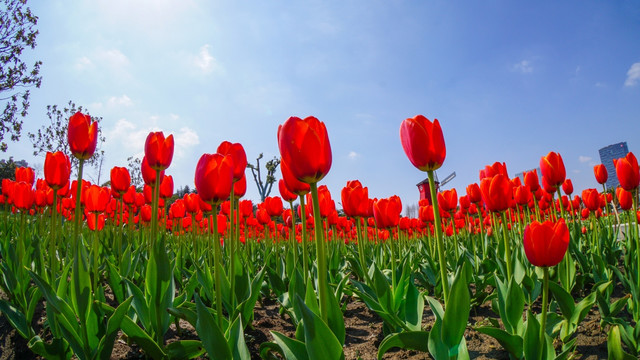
[8,0,640,210]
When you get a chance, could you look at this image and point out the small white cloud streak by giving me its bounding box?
[578,155,592,163]
[348,151,360,160]
[624,62,640,87]
[191,45,223,75]
[513,60,533,73]
[107,95,133,107]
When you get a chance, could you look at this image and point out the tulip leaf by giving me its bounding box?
[608,325,637,360]
[165,340,206,360]
[325,280,346,346]
[28,336,72,360]
[0,299,29,339]
[548,281,574,320]
[475,327,523,358]
[195,293,231,360]
[96,296,133,360]
[377,331,429,360]
[441,263,470,354]
[225,316,251,360]
[295,295,344,360]
[271,331,309,360]
[505,278,525,335]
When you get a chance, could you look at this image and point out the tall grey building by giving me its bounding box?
[598,142,629,190]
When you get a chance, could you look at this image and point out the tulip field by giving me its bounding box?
[1,113,640,359]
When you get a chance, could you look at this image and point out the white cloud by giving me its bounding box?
[107,117,200,161]
[348,151,360,160]
[191,45,223,75]
[107,95,133,108]
[513,60,533,73]
[75,56,93,71]
[578,155,592,163]
[624,62,640,87]
[75,48,130,77]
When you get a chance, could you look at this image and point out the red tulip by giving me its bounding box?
[144,132,174,171]
[110,166,131,194]
[562,179,573,196]
[593,164,608,185]
[87,213,105,231]
[540,151,566,187]
[437,188,457,213]
[278,179,297,202]
[466,183,482,204]
[523,218,569,267]
[524,169,540,192]
[194,153,233,205]
[373,196,402,228]
[581,189,601,212]
[217,141,247,182]
[68,112,98,160]
[159,175,174,199]
[479,162,508,181]
[184,193,201,213]
[239,200,253,218]
[44,152,71,190]
[277,116,332,184]
[84,185,110,213]
[341,180,369,218]
[233,174,247,198]
[514,185,531,206]
[615,152,639,191]
[616,187,633,211]
[12,181,34,210]
[280,158,310,196]
[141,156,165,186]
[399,115,446,172]
[305,185,334,218]
[15,167,35,187]
[480,174,513,212]
[123,186,137,205]
[264,196,284,218]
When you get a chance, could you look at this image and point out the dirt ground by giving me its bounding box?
[0,294,613,360]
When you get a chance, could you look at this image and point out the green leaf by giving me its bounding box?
[548,281,575,320]
[403,280,424,331]
[325,280,346,346]
[226,316,251,360]
[608,325,637,360]
[0,299,29,339]
[120,315,167,360]
[123,278,151,330]
[271,331,309,360]
[377,331,429,360]
[195,293,231,360]
[165,340,206,360]
[28,270,79,336]
[505,278,525,334]
[523,311,541,360]
[295,296,344,360]
[96,296,133,360]
[475,327,523,358]
[441,264,470,354]
[427,317,449,360]
[28,336,72,360]
[71,239,92,328]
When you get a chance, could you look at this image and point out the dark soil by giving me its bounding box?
[0,292,613,360]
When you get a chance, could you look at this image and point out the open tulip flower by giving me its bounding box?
[540,151,566,188]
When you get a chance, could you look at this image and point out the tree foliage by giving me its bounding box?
[0,156,26,182]
[0,0,42,152]
[247,153,280,202]
[126,155,143,190]
[28,100,106,172]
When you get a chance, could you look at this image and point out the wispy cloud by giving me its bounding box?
[348,151,360,160]
[191,44,223,75]
[578,155,592,163]
[624,62,640,87]
[513,60,533,73]
[74,48,130,78]
[107,95,133,108]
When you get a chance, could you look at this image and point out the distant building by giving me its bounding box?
[599,142,629,190]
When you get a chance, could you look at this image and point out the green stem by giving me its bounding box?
[355,217,371,284]
[212,208,224,329]
[73,160,85,253]
[50,192,58,276]
[229,187,236,307]
[310,182,329,322]
[427,170,449,304]
[288,201,298,270]
[299,195,309,284]
[540,267,549,356]
[500,211,513,280]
